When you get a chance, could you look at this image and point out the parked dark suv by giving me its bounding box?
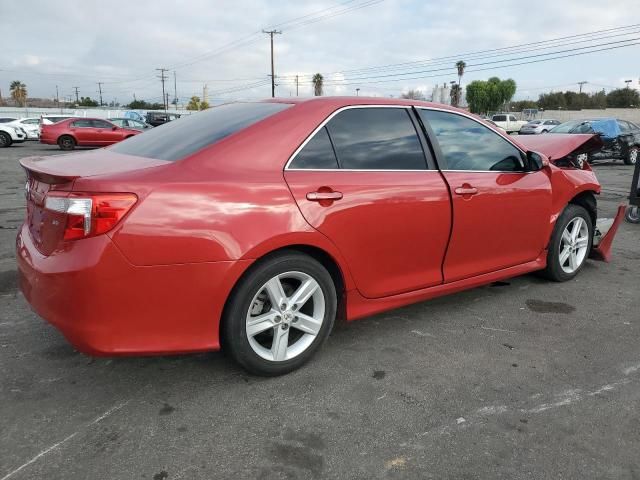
[146,111,181,127]
[550,118,640,165]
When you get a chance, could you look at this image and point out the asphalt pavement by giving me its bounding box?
[1,142,639,479]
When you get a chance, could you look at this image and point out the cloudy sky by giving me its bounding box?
[0,0,638,105]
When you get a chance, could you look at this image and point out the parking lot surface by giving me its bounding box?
[1,142,639,479]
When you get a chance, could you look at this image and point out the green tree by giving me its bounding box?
[10,80,27,106]
[127,99,164,110]
[400,89,425,100]
[455,60,466,87]
[200,101,210,110]
[186,96,201,111]
[465,77,517,114]
[606,88,640,108]
[78,96,99,107]
[312,73,324,96]
[538,91,567,110]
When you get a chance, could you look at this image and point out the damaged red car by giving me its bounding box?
[16,98,624,375]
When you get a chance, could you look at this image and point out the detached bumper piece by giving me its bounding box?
[590,204,626,262]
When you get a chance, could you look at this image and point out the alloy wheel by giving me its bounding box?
[245,271,325,362]
[630,147,638,165]
[559,217,589,274]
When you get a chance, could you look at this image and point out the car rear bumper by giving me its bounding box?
[16,223,251,356]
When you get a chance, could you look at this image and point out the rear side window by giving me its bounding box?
[92,120,113,129]
[493,115,506,122]
[289,127,338,169]
[326,108,427,170]
[419,109,525,172]
[111,102,292,161]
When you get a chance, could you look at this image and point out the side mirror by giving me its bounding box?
[527,151,550,171]
[112,126,118,131]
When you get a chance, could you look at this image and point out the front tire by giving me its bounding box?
[0,132,12,148]
[222,251,337,376]
[541,204,593,282]
[624,146,638,165]
[626,206,640,224]
[57,135,76,150]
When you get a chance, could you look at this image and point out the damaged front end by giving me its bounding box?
[517,133,624,262]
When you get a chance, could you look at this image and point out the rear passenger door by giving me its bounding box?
[284,106,452,299]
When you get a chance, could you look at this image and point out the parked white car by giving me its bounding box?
[40,114,77,125]
[491,113,528,134]
[8,117,41,140]
[519,119,561,135]
[0,123,27,147]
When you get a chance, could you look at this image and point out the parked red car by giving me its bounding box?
[40,117,141,150]
[17,98,623,375]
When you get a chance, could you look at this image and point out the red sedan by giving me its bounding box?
[17,98,623,375]
[40,117,141,150]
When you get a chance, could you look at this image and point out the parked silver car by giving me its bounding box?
[519,119,561,134]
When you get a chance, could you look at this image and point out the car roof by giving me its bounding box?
[262,96,474,113]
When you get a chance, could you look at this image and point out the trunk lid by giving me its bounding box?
[21,149,169,255]
[515,133,603,161]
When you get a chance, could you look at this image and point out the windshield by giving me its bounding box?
[111,102,292,161]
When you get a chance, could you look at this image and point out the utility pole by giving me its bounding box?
[73,86,80,103]
[295,75,299,96]
[625,79,633,88]
[203,84,208,105]
[577,81,587,93]
[173,71,178,110]
[356,88,360,96]
[97,82,104,106]
[156,68,168,112]
[263,29,282,98]
[56,85,61,113]
[165,93,170,111]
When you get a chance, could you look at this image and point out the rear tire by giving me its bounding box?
[0,132,11,148]
[624,146,638,165]
[222,251,337,376]
[57,135,76,150]
[540,204,593,282]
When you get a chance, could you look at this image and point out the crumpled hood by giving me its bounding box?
[515,133,603,161]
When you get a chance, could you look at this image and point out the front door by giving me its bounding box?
[284,107,452,299]
[417,108,552,283]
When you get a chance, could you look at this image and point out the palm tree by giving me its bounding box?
[455,60,466,87]
[312,73,324,96]
[10,80,27,107]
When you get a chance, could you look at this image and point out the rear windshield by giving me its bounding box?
[111,102,292,161]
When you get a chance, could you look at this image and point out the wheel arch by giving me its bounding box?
[568,190,597,226]
[219,243,349,345]
[57,133,76,143]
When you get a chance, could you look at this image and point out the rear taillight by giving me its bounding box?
[44,192,137,240]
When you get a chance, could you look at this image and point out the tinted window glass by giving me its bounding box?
[573,122,594,134]
[72,120,93,128]
[326,108,426,170]
[92,120,113,129]
[493,115,506,122]
[111,102,291,161]
[419,109,525,172]
[289,127,338,169]
[509,115,517,121]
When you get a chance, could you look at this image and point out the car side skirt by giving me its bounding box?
[346,252,547,321]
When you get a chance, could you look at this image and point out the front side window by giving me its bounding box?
[289,127,338,169]
[325,108,427,170]
[509,115,517,122]
[72,120,92,128]
[92,120,113,129]
[419,109,525,172]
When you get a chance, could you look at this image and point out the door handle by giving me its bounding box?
[454,186,478,196]
[306,191,343,201]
